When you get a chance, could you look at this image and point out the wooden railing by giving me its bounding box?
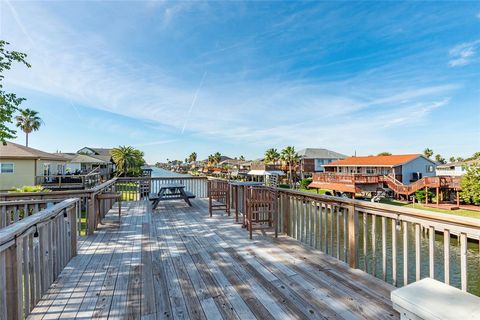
[34,172,102,190]
[0,198,80,319]
[0,199,64,228]
[115,176,208,201]
[0,178,119,235]
[276,189,480,294]
[224,183,480,295]
[313,173,461,195]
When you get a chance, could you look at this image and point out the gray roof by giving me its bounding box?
[297,148,347,159]
[0,141,66,161]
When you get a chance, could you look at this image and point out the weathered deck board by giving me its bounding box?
[28,199,399,320]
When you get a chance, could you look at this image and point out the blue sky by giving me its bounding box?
[1,1,479,163]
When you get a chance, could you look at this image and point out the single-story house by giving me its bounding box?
[76,147,115,178]
[436,159,480,176]
[0,141,67,191]
[56,153,111,175]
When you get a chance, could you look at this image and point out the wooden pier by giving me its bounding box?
[27,199,398,319]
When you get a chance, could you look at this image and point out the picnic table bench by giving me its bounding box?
[149,183,195,209]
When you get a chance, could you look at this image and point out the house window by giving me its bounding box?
[426,165,434,173]
[0,163,14,173]
[366,168,376,174]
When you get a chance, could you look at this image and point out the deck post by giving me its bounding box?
[347,204,358,269]
[425,187,428,205]
[282,194,290,235]
[436,187,439,207]
[5,242,22,319]
[87,194,96,235]
[456,190,460,207]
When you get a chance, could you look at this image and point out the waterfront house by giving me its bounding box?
[76,146,115,178]
[323,154,437,184]
[309,154,447,197]
[436,159,479,176]
[0,141,67,191]
[297,148,347,177]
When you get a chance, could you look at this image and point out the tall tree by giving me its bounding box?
[239,155,245,161]
[111,146,145,177]
[423,148,434,158]
[449,156,456,163]
[264,148,280,164]
[460,164,480,205]
[281,146,299,187]
[213,152,222,165]
[15,108,43,147]
[377,152,392,156]
[0,40,31,144]
[434,154,446,164]
[188,152,197,163]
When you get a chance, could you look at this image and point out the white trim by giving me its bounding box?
[0,162,15,174]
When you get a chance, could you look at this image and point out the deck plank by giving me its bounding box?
[28,199,399,320]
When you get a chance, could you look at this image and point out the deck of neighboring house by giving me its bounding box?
[28,199,398,319]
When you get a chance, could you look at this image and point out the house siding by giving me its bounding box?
[0,159,36,191]
[400,156,436,184]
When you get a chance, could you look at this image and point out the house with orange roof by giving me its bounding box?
[309,154,441,196]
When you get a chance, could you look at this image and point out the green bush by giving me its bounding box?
[278,184,290,189]
[299,178,313,190]
[9,185,51,193]
[414,189,434,203]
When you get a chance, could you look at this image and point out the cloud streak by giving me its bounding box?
[449,40,480,67]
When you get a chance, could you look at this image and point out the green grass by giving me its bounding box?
[299,188,331,195]
[379,199,480,219]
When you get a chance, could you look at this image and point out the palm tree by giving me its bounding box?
[111,146,145,177]
[213,152,222,165]
[239,155,245,161]
[264,148,280,165]
[15,108,43,147]
[188,152,197,163]
[423,148,433,159]
[281,146,299,187]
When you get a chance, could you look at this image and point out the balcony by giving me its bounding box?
[0,177,478,319]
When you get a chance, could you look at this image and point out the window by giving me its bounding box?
[366,168,376,174]
[426,165,434,173]
[0,163,14,173]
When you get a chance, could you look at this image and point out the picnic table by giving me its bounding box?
[149,183,195,209]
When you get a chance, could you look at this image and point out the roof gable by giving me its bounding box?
[0,141,66,161]
[297,148,347,159]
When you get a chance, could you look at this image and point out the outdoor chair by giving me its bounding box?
[245,186,278,239]
[208,179,230,216]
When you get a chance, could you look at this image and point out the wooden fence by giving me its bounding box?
[0,198,80,319]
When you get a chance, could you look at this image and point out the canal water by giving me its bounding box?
[150,167,191,178]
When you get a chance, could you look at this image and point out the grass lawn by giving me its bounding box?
[299,188,331,195]
[379,199,480,219]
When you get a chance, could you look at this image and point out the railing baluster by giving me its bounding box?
[336,206,340,259]
[429,226,435,278]
[363,212,368,272]
[415,224,421,281]
[403,221,408,286]
[460,232,467,291]
[382,217,387,281]
[444,229,450,285]
[392,219,397,286]
[371,214,376,276]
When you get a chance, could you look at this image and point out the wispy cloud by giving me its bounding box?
[449,40,480,67]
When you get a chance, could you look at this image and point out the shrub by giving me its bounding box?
[9,185,51,193]
[414,189,434,203]
[299,178,313,190]
[278,184,290,189]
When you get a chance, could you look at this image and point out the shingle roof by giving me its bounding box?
[297,148,347,159]
[0,141,65,161]
[325,154,421,167]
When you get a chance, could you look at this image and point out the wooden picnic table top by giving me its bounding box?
[158,183,186,189]
[229,181,264,186]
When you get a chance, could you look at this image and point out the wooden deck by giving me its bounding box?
[28,199,399,320]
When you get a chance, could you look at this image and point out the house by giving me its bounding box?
[56,153,111,176]
[309,154,445,197]
[76,147,115,178]
[323,154,437,184]
[0,141,67,191]
[436,159,479,176]
[297,148,347,177]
